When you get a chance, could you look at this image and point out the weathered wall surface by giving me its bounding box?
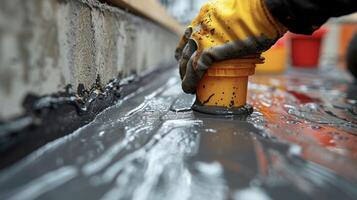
[0,0,178,119]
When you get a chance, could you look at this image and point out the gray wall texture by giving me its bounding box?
[0,0,178,119]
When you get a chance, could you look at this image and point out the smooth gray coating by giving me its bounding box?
[192,103,253,116]
[0,67,357,200]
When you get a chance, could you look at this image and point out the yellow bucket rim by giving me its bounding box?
[210,57,264,69]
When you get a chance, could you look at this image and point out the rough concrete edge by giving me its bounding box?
[0,0,175,121]
[103,0,184,34]
[79,0,179,35]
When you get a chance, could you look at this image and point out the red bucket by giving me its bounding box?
[290,28,327,68]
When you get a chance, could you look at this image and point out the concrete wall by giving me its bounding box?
[0,0,178,119]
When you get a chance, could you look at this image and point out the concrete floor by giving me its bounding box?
[0,66,357,200]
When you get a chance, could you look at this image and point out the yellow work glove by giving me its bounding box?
[175,0,287,94]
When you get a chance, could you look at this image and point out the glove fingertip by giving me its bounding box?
[181,81,196,94]
[175,27,194,61]
[195,51,213,79]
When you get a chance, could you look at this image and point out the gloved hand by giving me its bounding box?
[175,0,287,94]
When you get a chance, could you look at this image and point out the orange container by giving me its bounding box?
[338,23,357,68]
[196,58,263,108]
[256,36,287,74]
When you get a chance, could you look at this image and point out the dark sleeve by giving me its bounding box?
[265,0,357,34]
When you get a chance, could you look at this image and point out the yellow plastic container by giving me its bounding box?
[196,58,263,108]
[256,37,287,74]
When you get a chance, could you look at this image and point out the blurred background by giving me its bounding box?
[160,0,207,24]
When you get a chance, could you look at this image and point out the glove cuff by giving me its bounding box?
[259,0,288,37]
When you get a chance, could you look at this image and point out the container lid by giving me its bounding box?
[211,56,264,68]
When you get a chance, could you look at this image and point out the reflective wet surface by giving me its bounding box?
[0,67,357,200]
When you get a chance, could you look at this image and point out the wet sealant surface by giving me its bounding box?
[0,67,357,200]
